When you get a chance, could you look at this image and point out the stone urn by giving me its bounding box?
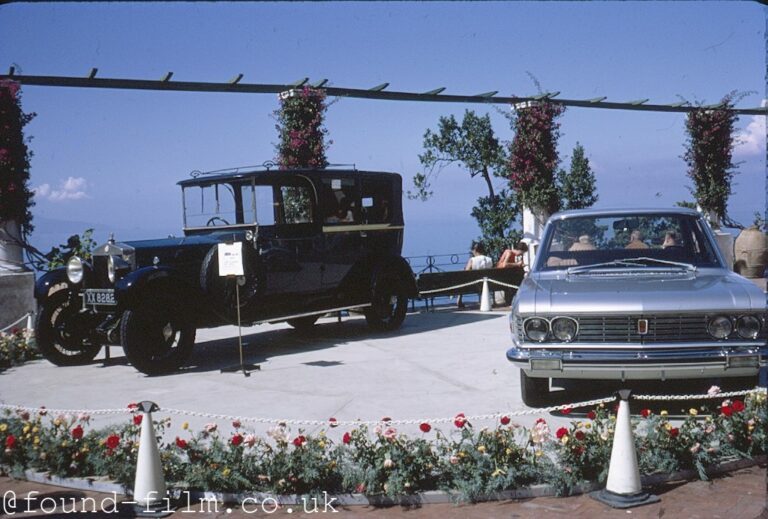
[0,219,25,272]
[734,225,768,278]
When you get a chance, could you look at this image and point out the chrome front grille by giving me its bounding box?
[515,314,766,344]
[92,255,111,288]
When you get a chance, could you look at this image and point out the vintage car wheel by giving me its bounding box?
[365,270,408,331]
[120,298,196,375]
[35,292,102,366]
[287,315,319,332]
[520,370,550,407]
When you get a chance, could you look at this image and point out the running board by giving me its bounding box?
[251,304,372,326]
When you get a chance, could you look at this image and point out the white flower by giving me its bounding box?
[383,458,394,469]
[707,385,721,397]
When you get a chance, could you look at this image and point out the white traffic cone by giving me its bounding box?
[479,278,492,312]
[591,389,659,509]
[130,401,173,516]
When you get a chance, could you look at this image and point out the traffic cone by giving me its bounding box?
[479,278,492,312]
[590,389,659,509]
[130,401,173,517]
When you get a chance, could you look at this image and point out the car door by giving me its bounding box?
[319,175,366,289]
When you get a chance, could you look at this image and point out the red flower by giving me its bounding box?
[292,435,306,447]
[419,422,431,433]
[587,410,596,420]
[5,435,17,449]
[535,418,546,425]
[556,427,569,440]
[329,418,339,428]
[669,427,680,438]
[561,407,572,415]
[342,432,351,445]
[231,434,243,447]
[500,416,511,426]
[133,415,143,426]
[641,409,651,418]
[71,425,84,440]
[232,420,241,429]
[175,437,188,449]
[105,434,120,450]
[380,416,392,422]
[732,400,745,413]
[454,413,467,429]
[721,405,733,417]
[574,446,585,456]
[127,403,138,411]
[574,430,586,441]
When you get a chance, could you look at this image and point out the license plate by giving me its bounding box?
[84,289,116,306]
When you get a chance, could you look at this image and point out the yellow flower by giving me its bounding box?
[535,449,543,458]
[584,423,591,429]
[318,441,326,449]
[505,448,513,456]
[222,468,231,477]
[22,425,30,434]
[660,410,668,417]
[53,419,61,427]
[491,468,506,477]
[561,436,569,445]
[61,441,68,447]
[689,408,698,416]
[664,423,672,431]
[477,445,487,453]
[33,437,40,445]
[32,426,39,433]
[181,422,189,430]
[0,423,7,432]
[609,415,616,422]
[458,451,467,458]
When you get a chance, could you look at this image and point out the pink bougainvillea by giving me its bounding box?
[0,80,35,233]
[274,86,331,169]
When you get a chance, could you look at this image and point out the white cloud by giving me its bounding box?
[734,115,765,157]
[34,176,89,201]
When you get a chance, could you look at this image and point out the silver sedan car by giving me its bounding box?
[507,208,767,406]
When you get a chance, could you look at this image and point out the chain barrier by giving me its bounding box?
[418,277,519,296]
[0,312,32,333]
[1,388,764,428]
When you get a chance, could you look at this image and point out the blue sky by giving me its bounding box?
[1,1,765,258]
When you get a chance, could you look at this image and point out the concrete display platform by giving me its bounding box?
[0,308,765,437]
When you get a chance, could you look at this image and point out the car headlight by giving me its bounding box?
[524,317,549,342]
[107,255,116,283]
[551,317,578,342]
[66,256,84,284]
[735,315,761,339]
[707,315,732,339]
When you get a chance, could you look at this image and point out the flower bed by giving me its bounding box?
[0,328,38,371]
[1,391,765,502]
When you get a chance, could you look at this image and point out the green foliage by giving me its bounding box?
[0,328,38,371]
[556,143,598,210]
[506,101,566,214]
[274,87,330,169]
[682,92,745,223]
[0,80,36,237]
[675,200,698,210]
[44,229,96,269]
[412,110,518,256]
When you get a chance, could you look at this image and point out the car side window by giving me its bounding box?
[360,178,392,224]
[321,177,358,224]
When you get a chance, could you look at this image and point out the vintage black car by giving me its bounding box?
[34,166,417,375]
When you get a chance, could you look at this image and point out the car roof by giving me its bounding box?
[177,167,399,187]
[550,207,700,220]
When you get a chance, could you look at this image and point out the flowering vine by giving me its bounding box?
[274,86,331,169]
[682,92,743,224]
[506,101,565,214]
[0,80,36,235]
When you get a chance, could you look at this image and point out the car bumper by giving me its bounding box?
[507,344,768,380]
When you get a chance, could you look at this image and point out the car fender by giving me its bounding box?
[371,255,418,298]
[34,268,71,301]
[115,266,201,310]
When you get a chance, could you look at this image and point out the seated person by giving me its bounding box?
[625,229,649,249]
[457,242,492,308]
[662,231,679,248]
[569,235,596,251]
[497,241,528,268]
[326,198,354,223]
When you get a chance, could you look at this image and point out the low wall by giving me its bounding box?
[0,271,35,331]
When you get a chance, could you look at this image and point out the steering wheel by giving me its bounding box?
[206,216,231,227]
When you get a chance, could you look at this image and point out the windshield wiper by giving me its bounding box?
[566,259,647,274]
[630,257,697,271]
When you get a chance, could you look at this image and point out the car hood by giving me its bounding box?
[517,268,766,315]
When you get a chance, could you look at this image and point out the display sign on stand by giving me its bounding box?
[217,242,259,377]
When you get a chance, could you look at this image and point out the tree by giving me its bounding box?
[0,80,35,237]
[556,143,598,210]
[411,110,520,258]
[506,101,565,215]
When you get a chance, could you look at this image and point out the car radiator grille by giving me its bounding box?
[515,315,766,344]
[92,256,111,288]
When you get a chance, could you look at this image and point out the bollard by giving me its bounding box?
[129,401,173,517]
[26,313,33,334]
[479,278,492,312]
[590,390,659,509]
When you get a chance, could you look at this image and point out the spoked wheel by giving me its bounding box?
[121,297,195,375]
[287,315,319,333]
[364,270,408,332]
[35,291,102,366]
[520,370,550,408]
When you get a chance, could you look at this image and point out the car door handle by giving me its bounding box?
[360,231,367,238]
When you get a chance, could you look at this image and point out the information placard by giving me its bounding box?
[217,242,244,277]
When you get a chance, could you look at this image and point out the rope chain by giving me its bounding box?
[418,277,519,296]
[0,312,32,333]
[2,388,763,428]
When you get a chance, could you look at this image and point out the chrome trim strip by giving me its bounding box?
[322,224,404,233]
[252,304,372,325]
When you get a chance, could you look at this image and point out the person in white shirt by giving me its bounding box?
[457,242,493,308]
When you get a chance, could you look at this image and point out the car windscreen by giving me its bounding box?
[537,214,722,271]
